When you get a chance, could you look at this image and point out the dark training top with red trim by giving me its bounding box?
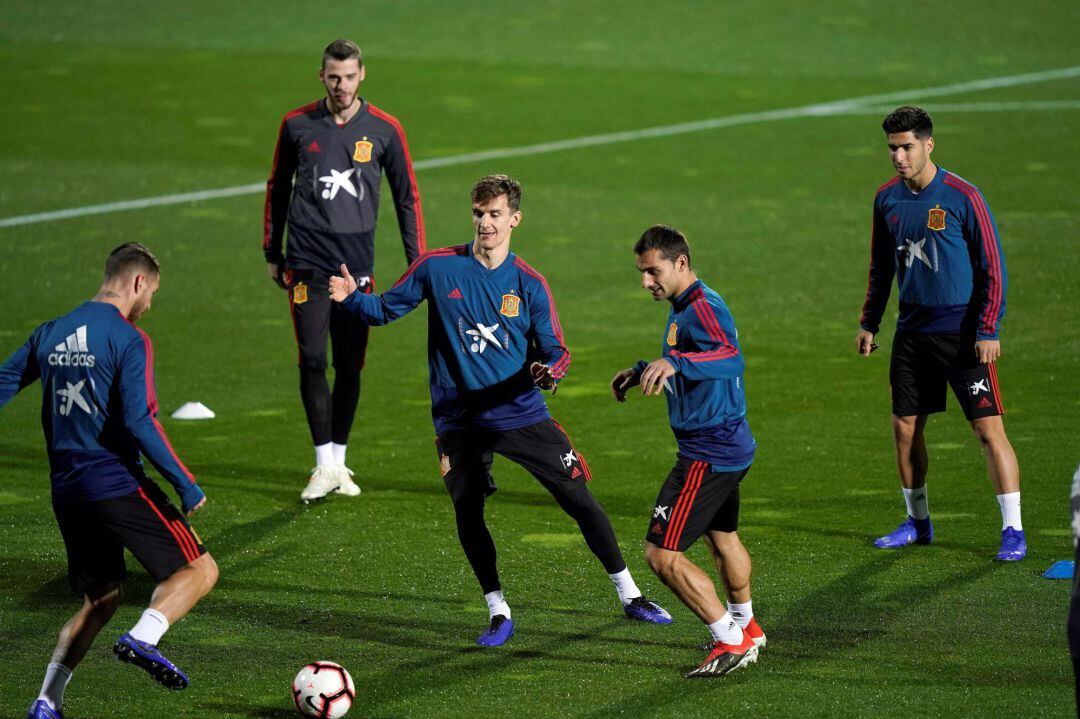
[860,167,1007,340]
[264,98,425,276]
[340,244,568,432]
[0,302,203,511]
[634,280,756,471]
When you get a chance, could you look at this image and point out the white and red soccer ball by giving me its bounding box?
[292,661,355,718]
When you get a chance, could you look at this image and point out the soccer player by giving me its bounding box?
[328,174,671,646]
[856,106,1024,561]
[611,225,763,678]
[264,38,425,501]
[1,244,218,719]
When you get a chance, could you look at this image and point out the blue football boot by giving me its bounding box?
[476,615,514,647]
[26,700,63,719]
[873,516,933,549]
[113,633,189,689]
[995,527,1027,562]
[623,596,673,624]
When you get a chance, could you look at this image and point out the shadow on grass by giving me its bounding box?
[576,553,999,718]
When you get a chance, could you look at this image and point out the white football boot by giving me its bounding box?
[300,465,341,502]
[334,465,362,496]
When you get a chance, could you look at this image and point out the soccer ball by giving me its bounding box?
[292,661,356,718]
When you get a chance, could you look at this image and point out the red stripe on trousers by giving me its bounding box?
[663,462,705,550]
[138,487,197,563]
[988,362,1005,412]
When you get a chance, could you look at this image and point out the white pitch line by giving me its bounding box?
[826,100,1080,115]
[1,65,1077,230]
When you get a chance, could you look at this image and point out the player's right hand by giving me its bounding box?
[611,368,640,402]
[185,496,207,517]
[329,263,358,303]
[855,329,877,357]
[268,261,287,289]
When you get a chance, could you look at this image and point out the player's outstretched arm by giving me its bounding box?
[611,368,641,402]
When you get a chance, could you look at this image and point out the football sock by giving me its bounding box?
[484,590,511,620]
[37,662,72,711]
[314,443,335,468]
[902,486,930,520]
[727,601,753,628]
[129,607,169,646]
[707,612,744,644]
[609,567,642,606]
[996,491,1022,530]
[331,443,347,466]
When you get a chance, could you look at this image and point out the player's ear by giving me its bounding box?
[926,136,934,155]
[359,64,366,83]
[511,210,522,228]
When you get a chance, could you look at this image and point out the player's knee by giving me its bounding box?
[86,583,123,616]
[970,417,1004,446]
[891,415,918,444]
[644,543,678,580]
[196,553,219,594]
[298,353,329,372]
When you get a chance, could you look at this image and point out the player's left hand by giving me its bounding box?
[530,362,557,391]
[975,339,1000,364]
[186,496,207,517]
[639,358,676,396]
[329,263,358,303]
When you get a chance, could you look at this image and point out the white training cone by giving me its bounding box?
[171,402,216,420]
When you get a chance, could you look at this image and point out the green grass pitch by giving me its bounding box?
[1,2,1078,716]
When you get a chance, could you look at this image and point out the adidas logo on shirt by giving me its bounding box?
[48,325,96,367]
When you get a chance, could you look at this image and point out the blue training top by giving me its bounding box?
[341,244,568,433]
[635,280,756,471]
[0,301,203,510]
[860,167,1007,339]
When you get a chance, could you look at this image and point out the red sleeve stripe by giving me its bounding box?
[134,327,196,485]
[670,348,739,363]
[138,487,199,563]
[514,258,567,341]
[944,175,1003,335]
[391,246,459,289]
[514,258,571,375]
[663,461,706,550]
[264,101,320,251]
[690,299,739,359]
[368,104,427,254]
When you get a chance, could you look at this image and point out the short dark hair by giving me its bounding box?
[323,39,362,68]
[472,174,522,211]
[104,243,160,281]
[882,105,933,139]
[634,225,692,267]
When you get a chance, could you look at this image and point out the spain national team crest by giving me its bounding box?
[927,207,947,231]
[292,283,308,305]
[353,138,373,163]
[666,322,678,347]
[499,293,520,318]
